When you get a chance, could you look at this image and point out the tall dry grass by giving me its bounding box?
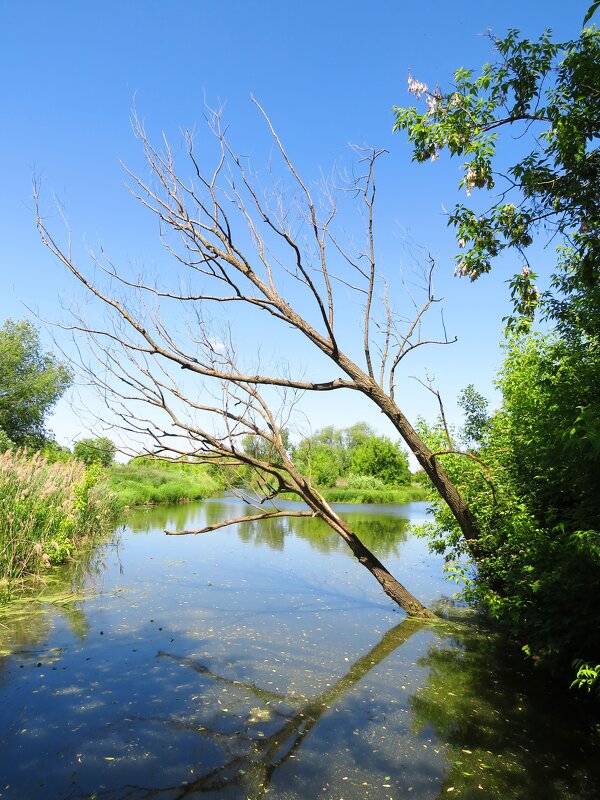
[0,449,117,599]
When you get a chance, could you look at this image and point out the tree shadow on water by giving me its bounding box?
[73,618,427,800]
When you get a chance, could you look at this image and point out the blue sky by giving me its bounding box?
[1,1,590,453]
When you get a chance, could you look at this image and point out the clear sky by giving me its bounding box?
[1,0,591,454]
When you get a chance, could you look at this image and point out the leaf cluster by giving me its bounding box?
[393,16,600,329]
[417,333,600,694]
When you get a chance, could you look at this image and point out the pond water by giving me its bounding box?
[0,497,598,799]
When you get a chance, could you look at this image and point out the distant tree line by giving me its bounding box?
[243,422,412,489]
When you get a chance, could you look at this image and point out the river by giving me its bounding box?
[0,497,598,799]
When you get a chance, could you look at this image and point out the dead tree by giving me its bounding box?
[35,101,482,619]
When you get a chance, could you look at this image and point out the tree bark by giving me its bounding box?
[304,488,437,619]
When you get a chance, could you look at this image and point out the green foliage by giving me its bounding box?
[571,661,600,695]
[0,427,14,453]
[0,449,117,599]
[0,319,72,446]
[417,333,600,692]
[291,426,347,487]
[393,15,600,329]
[292,423,409,489]
[74,436,116,467]
[319,485,427,505]
[345,473,387,491]
[457,384,490,448]
[109,459,223,508]
[349,436,411,486]
[393,5,600,698]
[242,429,290,466]
[39,440,72,463]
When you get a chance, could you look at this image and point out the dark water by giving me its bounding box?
[0,498,598,799]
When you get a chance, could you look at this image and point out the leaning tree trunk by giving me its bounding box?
[336,357,483,560]
[304,485,436,619]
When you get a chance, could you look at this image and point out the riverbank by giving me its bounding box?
[110,459,429,509]
[318,484,428,504]
[109,459,223,508]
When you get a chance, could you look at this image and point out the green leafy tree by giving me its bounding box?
[0,319,72,447]
[393,12,599,331]
[74,436,116,467]
[292,440,343,487]
[417,334,600,688]
[343,422,376,455]
[293,424,411,488]
[292,426,347,487]
[40,440,73,463]
[350,436,411,487]
[457,384,490,448]
[243,429,290,465]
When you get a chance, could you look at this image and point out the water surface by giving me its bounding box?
[0,498,597,799]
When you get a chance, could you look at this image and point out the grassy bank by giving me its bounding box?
[0,449,117,600]
[109,459,222,508]
[319,484,428,504]
[277,483,429,504]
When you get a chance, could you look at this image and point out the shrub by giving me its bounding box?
[74,436,116,467]
[345,473,387,491]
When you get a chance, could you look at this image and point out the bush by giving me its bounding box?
[74,436,116,467]
[345,473,387,491]
[0,428,13,453]
[417,333,600,693]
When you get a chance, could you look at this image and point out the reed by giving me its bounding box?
[0,449,116,599]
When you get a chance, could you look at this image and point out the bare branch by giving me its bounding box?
[165,509,316,536]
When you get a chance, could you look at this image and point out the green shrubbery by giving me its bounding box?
[290,423,411,488]
[73,436,116,467]
[417,334,600,696]
[0,449,117,598]
[109,458,223,508]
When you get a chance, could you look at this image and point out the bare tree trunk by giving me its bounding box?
[374,388,482,552]
[301,486,437,619]
[328,521,437,619]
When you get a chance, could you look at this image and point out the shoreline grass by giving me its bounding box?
[278,484,429,505]
[109,460,223,509]
[0,449,117,601]
[320,485,428,504]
